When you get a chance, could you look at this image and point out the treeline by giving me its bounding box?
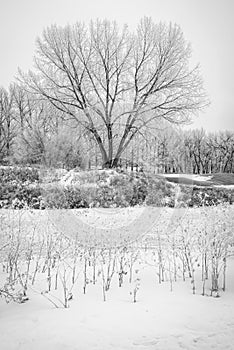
[0,85,86,169]
[122,127,234,174]
[0,84,233,174]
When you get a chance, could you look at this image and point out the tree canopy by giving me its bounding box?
[21,18,208,168]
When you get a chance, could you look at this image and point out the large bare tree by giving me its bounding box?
[20,18,207,168]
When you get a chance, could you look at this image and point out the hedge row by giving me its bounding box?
[0,166,39,184]
[0,167,233,209]
[1,182,233,209]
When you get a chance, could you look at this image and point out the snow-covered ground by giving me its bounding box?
[0,257,234,350]
[0,206,234,350]
[214,184,234,189]
[160,173,212,182]
[160,173,234,188]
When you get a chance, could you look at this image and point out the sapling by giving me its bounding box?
[131,269,140,303]
[117,246,128,287]
[177,243,186,282]
[178,218,199,294]
[156,230,165,284]
[39,256,77,309]
[47,259,52,292]
[100,264,107,302]
[83,255,88,294]
[198,228,209,296]
[172,237,178,282]
[41,232,54,291]
[54,257,60,290]
[201,251,209,282]
[209,233,223,297]
[0,215,24,302]
[44,231,63,292]
[54,238,63,290]
[91,248,98,285]
[180,234,192,279]
[22,229,36,295]
[188,249,197,295]
[205,207,232,297]
[59,262,71,308]
[199,209,212,285]
[71,239,80,285]
[106,249,116,291]
[164,223,182,285]
[198,229,209,296]
[168,258,173,292]
[7,222,32,299]
[5,219,22,284]
[166,234,179,284]
[32,238,45,285]
[54,235,75,291]
[72,254,77,286]
[99,248,117,301]
[101,248,116,292]
[128,249,139,284]
[222,250,228,292]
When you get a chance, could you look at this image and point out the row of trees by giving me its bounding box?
[128,126,234,174]
[1,18,233,173]
[0,84,86,168]
[1,18,209,169]
[0,83,233,174]
[82,125,234,174]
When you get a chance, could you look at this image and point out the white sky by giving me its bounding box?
[0,0,233,132]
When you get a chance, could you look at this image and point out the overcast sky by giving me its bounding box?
[0,0,233,132]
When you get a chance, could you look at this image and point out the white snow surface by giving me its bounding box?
[160,173,212,182]
[0,207,234,349]
[1,258,234,350]
[214,185,234,189]
[160,173,234,188]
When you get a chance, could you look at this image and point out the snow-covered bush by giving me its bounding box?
[145,177,175,207]
[0,166,39,183]
[0,166,43,209]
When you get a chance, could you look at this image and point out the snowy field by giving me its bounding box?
[1,258,234,350]
[0,206,234,350]
[159,173,212,182]
[159,173,234,189]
